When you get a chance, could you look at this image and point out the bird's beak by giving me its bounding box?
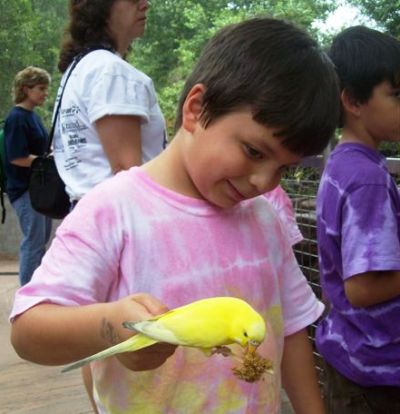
[246,342,259,355]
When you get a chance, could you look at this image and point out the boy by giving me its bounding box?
[10,18,339,413]
[315,26,400,413]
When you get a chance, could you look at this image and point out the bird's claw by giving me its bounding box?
[211,346,233,357]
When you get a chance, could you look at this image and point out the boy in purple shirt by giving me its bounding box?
[315,26,400,413]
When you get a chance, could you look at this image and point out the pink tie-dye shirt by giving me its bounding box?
[264,185,303,246]
[11,167,323,414]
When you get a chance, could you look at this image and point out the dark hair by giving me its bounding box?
[58,0,117,72]
[175,17,340,157]
[329,26,400,113]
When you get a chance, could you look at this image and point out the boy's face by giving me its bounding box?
[359,80,400,145]
[183,109,301,209]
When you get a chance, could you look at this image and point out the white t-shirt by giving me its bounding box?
[53,49,166,201]
[11,167,323,414]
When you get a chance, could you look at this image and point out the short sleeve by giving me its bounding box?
[264,187,303,246]
[4,114,30,160]
[279,247,324,336]
[341,184,400,279]
[87,60,153,123]
[10,183,124,320]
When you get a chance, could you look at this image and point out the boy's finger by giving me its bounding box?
[129,293,169,316]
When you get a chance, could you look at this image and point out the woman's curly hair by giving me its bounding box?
[58,0,117,72]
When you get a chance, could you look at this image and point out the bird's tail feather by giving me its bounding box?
[62,334,157,373]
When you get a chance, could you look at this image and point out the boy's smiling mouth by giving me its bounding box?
[226,180,247,202]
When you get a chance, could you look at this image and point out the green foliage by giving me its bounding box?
[0,0,36,117]
[0,0,66,123]
[132,0,335,135]
[348,0,400,37]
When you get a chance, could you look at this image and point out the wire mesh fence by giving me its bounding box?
[282,174,326,385]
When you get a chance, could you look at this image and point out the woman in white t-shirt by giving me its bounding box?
[53,1,165,410]
[54,0,166,205]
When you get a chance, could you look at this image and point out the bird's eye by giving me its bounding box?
[243,331,248,337]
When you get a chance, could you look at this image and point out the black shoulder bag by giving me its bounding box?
[29,54,86,219]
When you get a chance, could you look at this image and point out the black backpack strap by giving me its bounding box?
[0,119,6,223]
[46,45,114,154]
[0,187,5,224]
[46,56,83,154]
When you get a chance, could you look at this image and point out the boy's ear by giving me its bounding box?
[182,84,206,133]
[341,89,362,117]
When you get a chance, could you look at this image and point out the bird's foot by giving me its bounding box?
[211,346,232,357]
[211,346,243,362]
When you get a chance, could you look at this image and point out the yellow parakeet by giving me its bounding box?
[62,296,266,373]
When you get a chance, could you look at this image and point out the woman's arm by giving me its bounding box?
[10,155,37,168]
[96,115,142,174]
[281,328,325,414]
[11,293,176,371]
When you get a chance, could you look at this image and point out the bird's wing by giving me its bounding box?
[123,319,184,345]
[62,333,157,372]
[125,307,231,348]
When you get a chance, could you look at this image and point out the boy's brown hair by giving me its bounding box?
[176,17,340,156]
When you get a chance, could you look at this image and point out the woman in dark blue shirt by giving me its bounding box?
[4,66,52,285]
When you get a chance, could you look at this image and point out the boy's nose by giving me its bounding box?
[248,169,281,194]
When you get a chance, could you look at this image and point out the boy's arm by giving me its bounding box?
[10,293,176,371]
[281,328,325,414]
[345,270,400,307]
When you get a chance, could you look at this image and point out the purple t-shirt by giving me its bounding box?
[316,143,400,387]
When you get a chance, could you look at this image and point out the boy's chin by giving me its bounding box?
[209,197,244,210]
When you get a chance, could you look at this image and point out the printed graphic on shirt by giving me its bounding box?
[52,50,167,200]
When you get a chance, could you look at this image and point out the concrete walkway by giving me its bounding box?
[0,260,92,414]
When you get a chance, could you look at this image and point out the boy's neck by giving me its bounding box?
[340,125,380,150]
[143,132,204,200]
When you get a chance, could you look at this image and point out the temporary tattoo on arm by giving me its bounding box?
[101,318,120,346]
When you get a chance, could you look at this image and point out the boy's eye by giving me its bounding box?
[391,87,400,99]
[244,144,263,160]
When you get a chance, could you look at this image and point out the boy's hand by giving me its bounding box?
[104,293,177,371]
[116,341,177,371]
